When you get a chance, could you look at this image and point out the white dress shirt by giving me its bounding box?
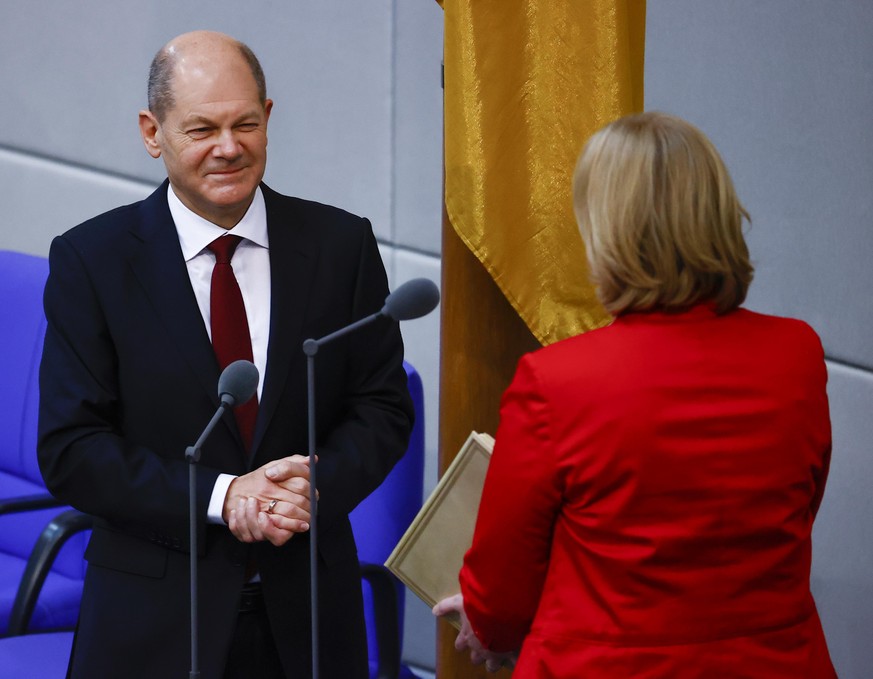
[168,184,271,524]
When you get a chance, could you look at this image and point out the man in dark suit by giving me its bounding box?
[37,30,413,678]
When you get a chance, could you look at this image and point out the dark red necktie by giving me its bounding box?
[207,235,258,454]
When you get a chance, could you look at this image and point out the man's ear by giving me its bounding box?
[138,110,162,159]
[263,99,273,146]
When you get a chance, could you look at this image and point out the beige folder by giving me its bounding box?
[385,430,494,630]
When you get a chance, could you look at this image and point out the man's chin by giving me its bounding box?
[186,189,257,227]
[204,183,258,207]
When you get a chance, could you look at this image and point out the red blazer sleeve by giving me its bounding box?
[807,329,832,519]
[459,354,562,652]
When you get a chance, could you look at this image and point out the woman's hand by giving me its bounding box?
[433,594,517,673]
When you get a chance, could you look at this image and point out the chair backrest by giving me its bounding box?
[0,250,87,586]
[0,250,47,486]
[349,361,425,668]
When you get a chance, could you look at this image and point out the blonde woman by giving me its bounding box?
[435,113,835,678]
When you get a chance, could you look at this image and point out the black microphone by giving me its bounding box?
[186,360,259,679]
[303,278,441,352]
[187,359,259,463]
[217,359,260,408]
[302,277,439,679]
[382,277,441,321]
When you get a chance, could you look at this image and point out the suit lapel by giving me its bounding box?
[251,187,319,457]
[126,182,222,410]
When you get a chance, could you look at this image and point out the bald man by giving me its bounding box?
[38,31,413,679]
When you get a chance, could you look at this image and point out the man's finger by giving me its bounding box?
[229,505,253,543]
[265,456,311,482]
[265,497,311,522]
[245,497,265,541]
[265,512,310,534]
[259,516,296,546]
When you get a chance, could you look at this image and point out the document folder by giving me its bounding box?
[385,431,494,630]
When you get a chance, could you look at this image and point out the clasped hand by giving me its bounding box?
[223,454,313,546]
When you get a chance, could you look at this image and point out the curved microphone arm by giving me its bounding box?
[302,277,439,679]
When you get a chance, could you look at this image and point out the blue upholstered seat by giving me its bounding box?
[0,250,89,636]
[351,361,425,679]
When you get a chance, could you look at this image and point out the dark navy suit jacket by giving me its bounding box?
[38,181,413,678]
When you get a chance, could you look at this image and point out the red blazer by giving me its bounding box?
[460,304,835,678]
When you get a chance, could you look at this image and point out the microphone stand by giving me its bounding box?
[185,404,229,679]
[303,340,319,679]
[302,311,384,679]
[302,277,439,679]
[183,359,258,679]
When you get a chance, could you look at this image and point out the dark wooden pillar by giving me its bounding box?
[436,205,540,678]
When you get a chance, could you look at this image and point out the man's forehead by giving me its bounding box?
[170,56,259,101]
[173,50,245,83]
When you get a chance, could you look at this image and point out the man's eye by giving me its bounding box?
[188,127,211,137]
[237,123,258,131]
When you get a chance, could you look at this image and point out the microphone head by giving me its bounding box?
[218,360,259,407]
[381,278,440,321]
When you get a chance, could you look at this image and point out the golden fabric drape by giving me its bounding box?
[438,0,646,345]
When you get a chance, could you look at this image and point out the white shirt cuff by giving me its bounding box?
[207,473,237,524]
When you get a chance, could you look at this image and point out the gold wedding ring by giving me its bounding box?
[267,499,279,514]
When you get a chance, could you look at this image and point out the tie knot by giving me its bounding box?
[207,235,243,264]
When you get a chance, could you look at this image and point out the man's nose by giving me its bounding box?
[213,128,242,158]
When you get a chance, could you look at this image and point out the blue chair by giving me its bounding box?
[351,361,425,679]
[0,250,89,636]
[0,509,91,676]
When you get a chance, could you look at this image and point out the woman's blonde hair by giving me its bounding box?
[573,112,753,315]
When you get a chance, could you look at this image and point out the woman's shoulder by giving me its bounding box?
[520,305,824,378]
[729,307,824,352]
[513,320,625,386]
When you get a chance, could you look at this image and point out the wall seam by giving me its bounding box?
[388,0,401,283]
[0,143,157,190]
[825,357,873,376]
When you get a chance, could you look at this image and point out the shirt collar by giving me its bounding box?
[168,184,269,262]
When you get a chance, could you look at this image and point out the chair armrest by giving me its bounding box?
[360,563,401,679]
[6,509,93,636]
[0,493,63,515]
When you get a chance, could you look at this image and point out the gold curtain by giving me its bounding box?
[438,0,646,345]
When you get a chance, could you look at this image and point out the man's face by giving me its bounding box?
[140,51,272,228]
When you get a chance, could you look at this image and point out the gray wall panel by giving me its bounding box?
[393,0,444,255]
[0,148,153,256]
[0,4,155,180]
[1,1,397,239]
[645,1,873,370]
[813,363,873,678]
